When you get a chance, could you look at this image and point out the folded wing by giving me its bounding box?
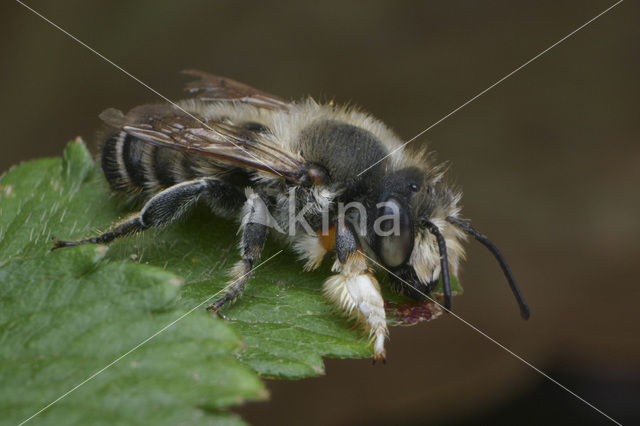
[99,71,306,181]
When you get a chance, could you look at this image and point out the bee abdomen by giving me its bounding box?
[121,133,146,188]
[101,131,190,196]
[101,131,143,193]
[150,145,180,188]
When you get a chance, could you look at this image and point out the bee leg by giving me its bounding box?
[53,178,235,250]
[207,191,268,312]
[322,216,388,362]
[292,233,329,271]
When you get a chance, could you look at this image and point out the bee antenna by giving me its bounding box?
[446,216,530,320]
[424,221,452,312]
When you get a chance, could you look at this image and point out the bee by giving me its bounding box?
[53,70,529,361]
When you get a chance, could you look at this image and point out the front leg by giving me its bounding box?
[322,217,388,361]
[208,190,268,311]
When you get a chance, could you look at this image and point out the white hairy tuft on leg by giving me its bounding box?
[323,253,388,360]
[293,234,327,271]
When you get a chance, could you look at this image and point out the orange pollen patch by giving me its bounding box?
[307,166,327,186]
[318,224,336,251]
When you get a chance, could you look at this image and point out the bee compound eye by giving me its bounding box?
[409,183,419,192]
[376,197,414,268]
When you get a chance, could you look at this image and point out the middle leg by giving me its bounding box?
[207,190,269,311]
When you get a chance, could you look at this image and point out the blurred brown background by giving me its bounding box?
[2,1,638,424]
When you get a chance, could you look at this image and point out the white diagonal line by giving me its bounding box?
[15,0,284,178]
[18,250,283,425]
[357,0,624,177]
[361,252,622,426]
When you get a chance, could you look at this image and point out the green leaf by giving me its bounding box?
[0,139,455,424]
[0,140,264,425]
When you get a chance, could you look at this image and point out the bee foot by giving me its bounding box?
[373,333,386,364]
[51,237,79,251]
[372,352,387,365]
[206,296,231,319]
[206,304,227,319]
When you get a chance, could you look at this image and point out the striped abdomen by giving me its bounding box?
[101,131,203,197]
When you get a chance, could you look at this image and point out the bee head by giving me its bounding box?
[372,166,466,305]
[372,163,530,318]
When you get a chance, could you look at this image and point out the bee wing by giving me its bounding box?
[182,70,291,111]
[100,105,306,181]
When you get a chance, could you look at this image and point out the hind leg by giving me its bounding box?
[53,178,242,249]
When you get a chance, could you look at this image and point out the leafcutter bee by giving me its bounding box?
[53,71,529,360]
